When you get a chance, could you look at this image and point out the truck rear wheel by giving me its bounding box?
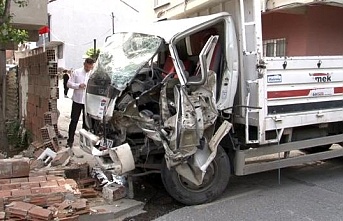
[161,146,230,205]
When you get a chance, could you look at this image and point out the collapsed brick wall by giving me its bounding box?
[18,50,59,141]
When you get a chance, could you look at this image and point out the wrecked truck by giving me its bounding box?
[80,11,343,205]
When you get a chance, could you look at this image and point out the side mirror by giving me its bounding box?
[187,35,219,86]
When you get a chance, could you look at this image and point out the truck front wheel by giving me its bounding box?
[161,146,230,205]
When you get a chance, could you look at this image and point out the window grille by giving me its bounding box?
[263,38,286,57]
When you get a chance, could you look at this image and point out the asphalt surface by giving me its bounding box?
[154,158,343,221]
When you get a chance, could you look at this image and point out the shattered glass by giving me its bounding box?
[91,32,162,91]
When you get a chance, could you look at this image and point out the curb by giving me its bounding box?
[79,199,145,221]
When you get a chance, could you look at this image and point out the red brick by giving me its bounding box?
[0,190,11,198]
[33,148,45,159]
[1,183,21,190]
[45,193,64,205]
[40,180,58,188]
[28,206,53,220]
[20,182,40,189]
[10,177,28,184]
[42,139,59,152]
[0,179,10,185]
[5,201,34,217]
[31,187,51,194]
[11,189,31,197]
[58,179,78,189]
[50,186,67,193]
[43,111,58,125]
[28,175,47,182]
[29,141,44,150]
[46,175,64,181]
[40,125,56,141]
[27,195,47,207]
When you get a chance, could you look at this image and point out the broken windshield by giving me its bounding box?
[91,33,162,91]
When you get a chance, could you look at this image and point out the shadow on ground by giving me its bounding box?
[124,174,184,221]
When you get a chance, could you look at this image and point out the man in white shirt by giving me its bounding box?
[66,58,95,148]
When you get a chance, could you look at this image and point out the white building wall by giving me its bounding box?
[48,0,154,70]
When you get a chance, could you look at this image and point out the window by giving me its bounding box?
[263,38,286,57]
[154,0,169,8]
[57,44,63,59]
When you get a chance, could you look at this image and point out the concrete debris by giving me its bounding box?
[102,183,127,202]
[30,159,46,170]
[91,167,110,187]
[37,147,57,166]
[51,150,70,167]
[90,167,126,186]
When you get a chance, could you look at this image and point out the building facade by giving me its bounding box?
[151,0,343,57]
[39,0,154,70]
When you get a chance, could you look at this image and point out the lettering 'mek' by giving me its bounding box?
[314,76,331,82]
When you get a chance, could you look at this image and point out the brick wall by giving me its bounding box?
[18,50,59,141]
[5,68,19,121]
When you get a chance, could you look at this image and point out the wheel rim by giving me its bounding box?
[177,161,218,192]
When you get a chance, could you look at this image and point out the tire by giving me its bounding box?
[161,145,230,205]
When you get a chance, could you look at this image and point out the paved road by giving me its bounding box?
[154,158,343,221]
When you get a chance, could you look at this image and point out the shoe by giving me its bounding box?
[64,95,68,98]
[66,143,73,148]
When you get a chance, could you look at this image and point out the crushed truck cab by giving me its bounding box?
[80,2,343,205]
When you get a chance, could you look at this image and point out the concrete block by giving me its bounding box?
[51,151,70,166]
[102,184,126,202]
[37,147,56,165]
[0,158,30,179]
[58,215,79,221]
[79,199,145,221]
[64,164,89,181]
[0,161,12,179]
[11,158,30,178]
